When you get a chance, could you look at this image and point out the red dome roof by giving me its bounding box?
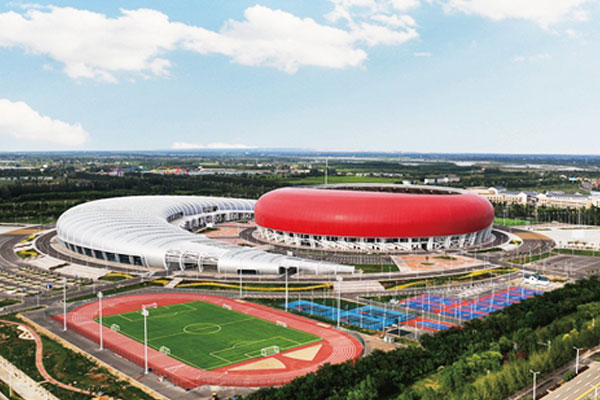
[254,188,494,238]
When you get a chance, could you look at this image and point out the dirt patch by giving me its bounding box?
[229,357,286,371]
[283,344,322,361]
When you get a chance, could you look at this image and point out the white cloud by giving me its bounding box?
[414,51,432,57]
[0,98,89,146]
[391,0,421,11]
[186,6,366,74]
[441,0,593,28]
[371,13,417,27]
[512,53,550,63]
[171,142,257,150]
[324,0,420,52]
[0,4,422,80]
[352,22,417,45]
[564,28,581,38]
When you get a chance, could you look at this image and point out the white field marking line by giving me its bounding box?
[110,327,206,371]
[183,323,222,335]
[221,337,322,364]
[155,348,207,370]
[106,304,185,323]
[117,314,136,322]
[147,304,198,320]
[150,316,256,341]
[211,336,296,359]
[148,330,188,343]
[180,317,256,337]
[209,352,234,365]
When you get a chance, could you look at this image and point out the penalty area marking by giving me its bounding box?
[183,322,222,335]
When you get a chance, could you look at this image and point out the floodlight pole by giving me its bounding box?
[239,271,243,299]
[63,277,67,331]
[574,346,582,374]
[336,276,343,328]
[8,363,12,398]
[142,307,149,374]
[98,291,104,350]
[285,269,289,312]
[530,370,539,400]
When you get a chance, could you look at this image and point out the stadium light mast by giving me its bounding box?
[8,363,12,398]
[530,370,539,400]
[239,271,243,299]
[285,269,289,312]
[336,276,343,328]
[98,291,104,350]
[142,307,150,374]
[574,346,583,374]
[325,157,328,185]
[63,277,67,331]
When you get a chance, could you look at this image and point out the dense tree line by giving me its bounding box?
[494,202,600,226]
[246,277,600,400]
[0,173,286,222]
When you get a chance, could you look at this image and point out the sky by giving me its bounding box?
[0,0,599,154]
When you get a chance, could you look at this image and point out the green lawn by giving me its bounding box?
[355,264,399,273]
[282,175,400,185]
[553,248,600,257]
[494,217,531,226]
[100,301,321,370]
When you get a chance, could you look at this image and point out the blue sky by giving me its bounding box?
[0,0,598,154]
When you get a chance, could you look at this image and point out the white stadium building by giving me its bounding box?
[56,196,352,275]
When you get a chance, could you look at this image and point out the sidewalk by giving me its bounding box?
[0,354,60,400]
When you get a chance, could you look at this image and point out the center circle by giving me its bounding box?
[183,322,221,335]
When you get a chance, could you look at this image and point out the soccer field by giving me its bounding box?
[99,301,321,370]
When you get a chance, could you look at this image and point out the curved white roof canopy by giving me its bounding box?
[56,195,353,275]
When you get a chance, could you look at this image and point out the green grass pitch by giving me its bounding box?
[99,301,321,370]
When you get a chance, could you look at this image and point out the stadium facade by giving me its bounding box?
[56,196,352,275]
[55,185,494,274]
[254,184,495,252]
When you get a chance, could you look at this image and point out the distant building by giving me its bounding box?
[536,192,595,209]
[423,176,460,185]
[469,186,599,209]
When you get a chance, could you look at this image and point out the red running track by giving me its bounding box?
[53,293,363,389]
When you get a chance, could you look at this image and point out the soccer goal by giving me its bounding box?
[223,304,233,311]
[143,303,158,310]
[110,323,120,332]
[276,320,287,328]
[159,346,171,356]
[260,345,280,357]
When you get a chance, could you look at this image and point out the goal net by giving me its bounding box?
[276,320,287,328]
[223,304,233,310]
[159,346,171,356]
[260,345,280,357]
[110,323,120,332]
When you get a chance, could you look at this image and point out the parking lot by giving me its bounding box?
[533,254,600,278]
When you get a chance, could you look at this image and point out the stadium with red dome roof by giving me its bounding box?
[254,184,495,252]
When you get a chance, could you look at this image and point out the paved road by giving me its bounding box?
[544,361,600,400]
[533,254,600,279]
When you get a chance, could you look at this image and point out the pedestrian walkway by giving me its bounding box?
[334,280,384,293]
[165,277,182,288]
[0,354,60,400]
